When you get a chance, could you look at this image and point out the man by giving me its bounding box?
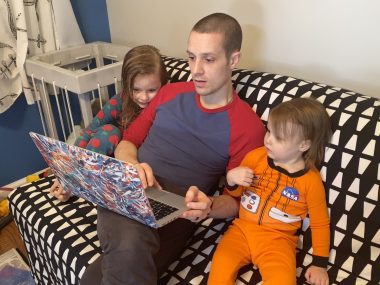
[81,13,265,285]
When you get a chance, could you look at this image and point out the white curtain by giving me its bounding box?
[0,0,84,114]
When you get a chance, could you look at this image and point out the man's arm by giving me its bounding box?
[208,194,239,219]
[115,140,139,164]
[115,140,158,189]
[181,187,239,222]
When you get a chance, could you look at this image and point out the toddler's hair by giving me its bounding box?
[120,45,168,128]
[269,97,332,168]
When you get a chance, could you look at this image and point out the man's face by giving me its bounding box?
[187,31,237,100]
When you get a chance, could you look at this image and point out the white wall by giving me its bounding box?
[107,0,380,99]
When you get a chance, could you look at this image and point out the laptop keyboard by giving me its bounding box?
[148,198,178,220]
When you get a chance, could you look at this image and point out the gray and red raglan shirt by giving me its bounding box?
[123,81,265,194]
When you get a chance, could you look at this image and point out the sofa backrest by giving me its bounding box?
[162,55,380,283]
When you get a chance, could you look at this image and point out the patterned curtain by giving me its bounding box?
[0,0,84,114]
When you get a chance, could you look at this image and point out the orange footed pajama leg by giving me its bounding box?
[208,223,251,285]
[255,235,297,285]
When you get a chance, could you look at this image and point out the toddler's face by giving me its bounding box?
[264,118,305,165]
[132,73,161,108]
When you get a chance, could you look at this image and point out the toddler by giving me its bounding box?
[208,97,332,285]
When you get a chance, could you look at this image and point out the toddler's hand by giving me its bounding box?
[305,265,329,285]
[226,166,254,188]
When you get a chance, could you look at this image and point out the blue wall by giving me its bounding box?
[0,97,46,185]
[0,0,110,186]
[70,0,110,43]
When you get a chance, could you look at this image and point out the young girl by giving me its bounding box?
[50,45,168,201]
[208,98,332,285]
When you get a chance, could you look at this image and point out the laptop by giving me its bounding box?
[29,132,188,228]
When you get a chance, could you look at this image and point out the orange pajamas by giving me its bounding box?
[208,147,330,285]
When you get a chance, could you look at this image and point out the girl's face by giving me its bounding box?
[132,73,162,108]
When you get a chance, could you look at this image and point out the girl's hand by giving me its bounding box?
[305,265,329,285]
[49,180,71,202]
[226,166,254,188]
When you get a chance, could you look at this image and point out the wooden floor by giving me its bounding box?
[0,219,28,262]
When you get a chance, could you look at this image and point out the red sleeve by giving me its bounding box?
[122,98,156,148]
[227,97,265,171]
[122,82,195,147]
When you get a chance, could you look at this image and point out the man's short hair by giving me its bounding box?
[192,13,242,57]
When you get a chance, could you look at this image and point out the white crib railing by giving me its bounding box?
[25,42,131,142]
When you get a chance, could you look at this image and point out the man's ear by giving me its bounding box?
[299,140,311,152]
[229,51,241,68]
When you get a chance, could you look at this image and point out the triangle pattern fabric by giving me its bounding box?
[7,58,380,285]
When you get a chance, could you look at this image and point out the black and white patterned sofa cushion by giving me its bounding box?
[9,56,380,285]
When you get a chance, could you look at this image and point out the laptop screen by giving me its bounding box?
[30,132,157,227]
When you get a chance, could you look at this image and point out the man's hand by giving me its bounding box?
[115,141,161,189]
[134,162,161,189]
[304,265,329,285]
[226,166,254,187]
[181,186,212,222]
[49,180,71,202]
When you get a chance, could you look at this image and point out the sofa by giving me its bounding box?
[8,55,379,285]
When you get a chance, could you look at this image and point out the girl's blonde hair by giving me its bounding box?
[269,97,332,168]
[120,45,168,128]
